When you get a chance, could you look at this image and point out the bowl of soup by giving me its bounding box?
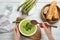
[19,19,37,36]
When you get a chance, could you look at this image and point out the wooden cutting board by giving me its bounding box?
[21,26,41,40]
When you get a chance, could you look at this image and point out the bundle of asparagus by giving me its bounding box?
[43,1,59,21]
[17,0,36,15]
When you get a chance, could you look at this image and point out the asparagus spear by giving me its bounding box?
[24,0,36,11]
[17,0,30,11]
[21,9,28,15]
[21,0,33,15]
[26,0,36,12]
[21,0,32,11]
[22,0,36,15]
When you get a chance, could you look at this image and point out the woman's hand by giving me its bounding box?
[42,22,55,40]
[14,24,20,40]
[42,22,51,35]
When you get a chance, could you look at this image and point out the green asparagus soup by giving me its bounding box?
[19,19,37,36]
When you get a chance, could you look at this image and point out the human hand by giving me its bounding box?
[42,22,54,40]
[42,22,51,35]
[14,24,20,40]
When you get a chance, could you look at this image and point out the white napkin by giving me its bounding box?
[0,6,20,33]
[0,15,10,32]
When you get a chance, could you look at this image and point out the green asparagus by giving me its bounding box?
[22,0,36,15]
[18,0,36,15]
[21,0,32,10]
[24,0,36,11]
[26,0,36,13]
[17,0,30,11]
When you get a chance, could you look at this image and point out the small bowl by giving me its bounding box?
[19,19,37,36]
[41,4,60,24]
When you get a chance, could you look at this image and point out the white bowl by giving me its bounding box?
[19,19,37,36]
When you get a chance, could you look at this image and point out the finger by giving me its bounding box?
[16,24,19,28]
[44,22,51,32]
[42,23,47,30]
[37,24,41,29]
[44,22,51,28]
[15,24,19,29]
[14,24,19,35]
[39,23,43,28]
[14,24,18,33]
[44,22,51,31]
[44,22,50,25]
[16,24,20,34]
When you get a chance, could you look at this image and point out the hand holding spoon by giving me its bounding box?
[31,20,57,28]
